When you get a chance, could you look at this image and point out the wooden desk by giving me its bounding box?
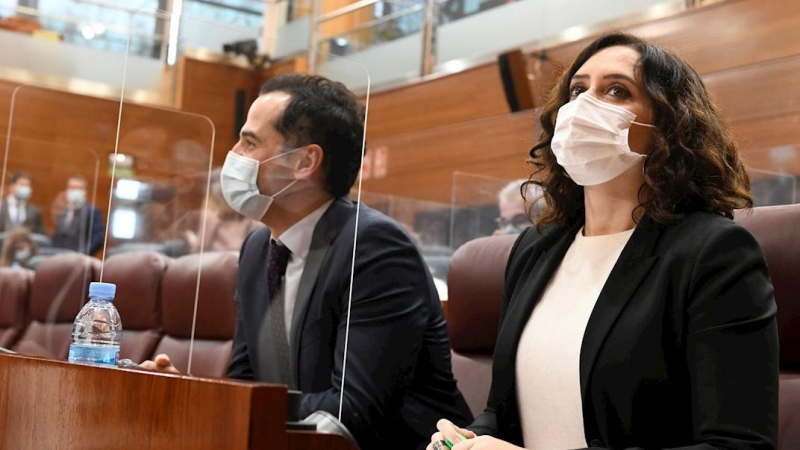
[0,353,357,449]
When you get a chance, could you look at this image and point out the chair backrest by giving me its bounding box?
[152,251,238,377]
[13,252,99,359]
[0,268,33,349]
[779,375,800,450]
[446,234,517,416]
[734,204,800,371]
[102,251,170,363]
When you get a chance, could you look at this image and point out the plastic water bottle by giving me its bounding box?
[68,282,122,367]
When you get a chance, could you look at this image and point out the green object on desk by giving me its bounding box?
[444,434,468,449]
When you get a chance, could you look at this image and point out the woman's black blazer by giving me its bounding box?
[469,212,779,450]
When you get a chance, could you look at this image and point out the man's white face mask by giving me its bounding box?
[67,188,87,205]
[550,93,655,186]
[14,185,32,201]
[219,147,302,221]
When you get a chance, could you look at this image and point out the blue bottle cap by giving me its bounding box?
[89,282,117,299]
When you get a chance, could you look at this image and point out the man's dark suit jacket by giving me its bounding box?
[52,203,104,255]
[227,197,473,450]
[0,199,44,234]
[470,212,779,449]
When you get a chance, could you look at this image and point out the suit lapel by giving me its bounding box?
[579,219,663,398]
[495,223,582,374]
[289,197,355,385]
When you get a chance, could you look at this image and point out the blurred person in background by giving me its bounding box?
[0,227,38,268]
[493,179,543,235]
[52,174,104,255]
[177,167,263,253]
[0,171,44,234]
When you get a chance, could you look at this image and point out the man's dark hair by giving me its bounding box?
[68,174,88,188]
[260,74,366,197]
[10,171,32,184]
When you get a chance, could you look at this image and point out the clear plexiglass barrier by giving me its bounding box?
[0,5,421,447]
[748,166,798,206]
[449,171,539,250]
[359,190,451,299]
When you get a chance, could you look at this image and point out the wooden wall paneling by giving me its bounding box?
[528,0,800,107]
[362,112,538,204]
[0,81,216,244]
[703,56,800,124]
[0,79,20,133]
[365,62,511,140]
[538,0,800,74]
[731,114,800,175]
[259,57,310,85]
[175,57,260,169]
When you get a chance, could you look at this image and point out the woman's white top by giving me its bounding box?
[516,226,635,450]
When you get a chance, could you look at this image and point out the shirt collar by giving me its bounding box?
[274,199,333,261]
[6,195,20,206]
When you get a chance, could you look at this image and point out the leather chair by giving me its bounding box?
[102,251,169,363]
[447,204,800,447]
[735,204,800,450]
[151,251,238,377]
[779,376,800,450]
[446,234,516,417]
[0,268,33,349]
[12,252,100,359]
[734,205,800,375]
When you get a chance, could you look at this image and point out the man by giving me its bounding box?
[51,174,104,255]
[0,171,44,234]
[144,74,473,449]
[493,178,543,235]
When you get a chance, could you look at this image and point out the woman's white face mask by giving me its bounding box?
[219,147,302,221]
[550,93,655,186]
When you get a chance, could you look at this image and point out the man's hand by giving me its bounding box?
[139,354,181,374]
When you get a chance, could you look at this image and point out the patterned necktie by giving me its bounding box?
[266,240,292,384]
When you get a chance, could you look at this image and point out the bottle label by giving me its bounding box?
[68,344,119,367]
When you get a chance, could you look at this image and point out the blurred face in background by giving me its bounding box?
[11,177,32,201]
[66,178,88,206]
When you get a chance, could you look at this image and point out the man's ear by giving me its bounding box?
[294,144,324,180]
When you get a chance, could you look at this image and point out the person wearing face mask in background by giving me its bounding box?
[430,33,777,450]
[170,167,264,254]
[140,73,473,450]
[0,171,45,235]
[493,179,544,236]
[51,174,104,255]
[0,227,38,268]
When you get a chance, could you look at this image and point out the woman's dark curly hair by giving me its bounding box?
[525,32,752,230]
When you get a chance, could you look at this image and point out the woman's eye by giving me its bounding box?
[608,85,630,98]
[569,85,585,98]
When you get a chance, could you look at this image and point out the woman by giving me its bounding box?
[175,168,262,253]
[0,226,38,268]
[430,33,778,450]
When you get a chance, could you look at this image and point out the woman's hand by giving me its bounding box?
[427,419,476,450]
[427,419,525,450]
[451,436,525,449]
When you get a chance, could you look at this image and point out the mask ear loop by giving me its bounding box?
[632,120,656,129]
